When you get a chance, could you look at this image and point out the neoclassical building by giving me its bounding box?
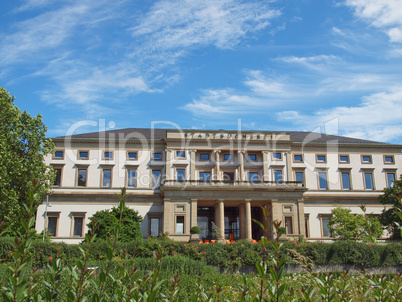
[36,128,401,243]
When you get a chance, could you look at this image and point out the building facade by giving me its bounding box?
[35,128,402,243]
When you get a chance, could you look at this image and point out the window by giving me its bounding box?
[321,216,331,237]
[339,155,349,163]
[127,152,137,160]
[341,171,351,190]
[199,172,211,182]
[273,152,282,160]
[176,216,184,234]
[77,168,87,187]
[103,151,113,160]
[316,155,326,163]
[293,154,303,162]
[200,153,209,160]
[47,214,59,237]
[102,169,112,188]
[176,151,186,158]
[127,169,136,188]
[318,171,327,190]
[274,170,283,183]
[362,155,372,163]
[384,156,394,164]
[153,153,162,160]
[224,154,232,161]
[223,171,235,182]
[295,171,304,186]
[305,215,310,238]
[176,169,185,181]
[364,172,374,190]
[150,217,160,236]
[53,150,64,159]
[248,172,259,182]
[53,168,62,187]
[71,213,85,237]
[152,170,161,188]
[285,217,293,234]
[78,151,89,159]
[248,154,257,161]
[386,172,395,188]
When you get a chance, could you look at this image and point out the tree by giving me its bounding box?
[328,206,382,240]
[87,205,143,242]
[0,88,55,236]
[379,176,402,239]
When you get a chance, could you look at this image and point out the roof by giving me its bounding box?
[55,128,394,146]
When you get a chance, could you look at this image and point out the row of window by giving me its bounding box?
[294,154,395,164]
[54,150,161,161]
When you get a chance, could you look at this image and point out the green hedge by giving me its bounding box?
[1,237,401,268]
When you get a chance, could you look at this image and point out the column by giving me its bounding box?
[190,199,198,228]
[166,150,173,181]
[286,151,292,182]
[262,151,269,181]
[214,150,221,181]
[245,199,252,240]
[239,204,245,239]
[271,199,282,239]
[163,198,173,236]
[297,199,306,236]
[238,151,245,181]
[217,199,225,242]
[190,150,196,181]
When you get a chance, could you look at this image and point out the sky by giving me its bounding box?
[1,0,402,144]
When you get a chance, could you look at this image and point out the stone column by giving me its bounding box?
[286,151,292,181]
[245,199,252,240]
[297,199,306,236]
[166,150,174,181]
[239,204,245,239]
[163,198,172,236]
[238,151,245,181]
[217,199,225,243]
[262,151,269,181]
[190,150,196,181]
[214,150,221,181]
[190,199,198,228]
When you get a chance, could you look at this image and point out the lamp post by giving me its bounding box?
[43,190,52,242]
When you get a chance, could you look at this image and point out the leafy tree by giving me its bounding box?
[87,204,143,242]
[329,206,382,240]
[380,176,402,239]
[0,88,54,236]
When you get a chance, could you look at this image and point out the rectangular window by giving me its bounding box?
[176,169,185,181]
[224,153,232,161]
[305,215,309,238]
[127,152,137,160]
[103,151,113,160]
[199,172,211,182]
[248,154,257,161]
[295,171,304,186]
[150,217,160,237]
[384,156,394,164]
[53,151,64,159]
[362,155,372,163]
[339,155,349,163]
[176,216,184,234]
[223,172,234,182]
[78,151,89,159]
[200,153,209,160]
[152,170,161,188]
[318,172,327,190]
[364,172,374,190]
[47,217,58,237]
[127,170,136,188]
[73,217,84,237]
[248,172,259,182]
[77,168,87,187]
[53,168,62,187]
[176,151,186,158]
[102,169,112,188]
[321,217,331,237]
[387,172,395,188]
[317,155,326,163]
[294,154,303,162]
[273,152,282,160]
[285,217,293,234]
[341,172,351,190]
[274,170,283,182]
[153,153,162,160]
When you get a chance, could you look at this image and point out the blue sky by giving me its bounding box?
[1,0,402,144]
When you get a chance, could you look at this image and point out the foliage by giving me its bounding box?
[380,176,402,238]
[190,226,200,234]
[86,199,143,242]
[328,206,382,240]
[0,88,55,236]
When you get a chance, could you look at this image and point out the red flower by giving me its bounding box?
[49,257,52,261]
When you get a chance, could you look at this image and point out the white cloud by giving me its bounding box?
[345,0,402,43]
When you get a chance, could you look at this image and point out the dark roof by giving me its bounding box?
[55,128,392,145]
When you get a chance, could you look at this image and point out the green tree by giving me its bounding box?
[380,176,402,239]
[87,204,143,242]
[0,88,54,236]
